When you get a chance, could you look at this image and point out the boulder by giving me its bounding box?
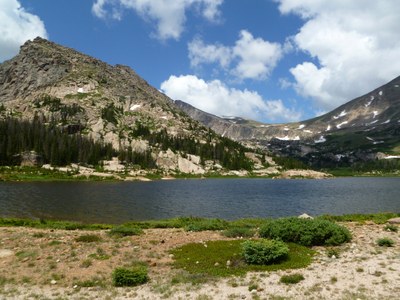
[298,213,313,219]
[103,157,125,172]
[156,149,178,171]
[280,169,332,179]
[387,217,400,224]
[15,151,43,167]
[178,157,205,174]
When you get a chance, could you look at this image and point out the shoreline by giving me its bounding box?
[1,166,400,182]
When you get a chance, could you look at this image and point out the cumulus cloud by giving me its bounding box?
[92,0,223,41]
[188,30,283,80]
[188,38,231,68]
[276,0,400,109]
[160,74,301,122]
[233,30,283,80]
[0,0,47,62]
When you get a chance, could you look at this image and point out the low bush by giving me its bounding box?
[376,237,395,247]
[326,248,340,258]
[242,239,289,265]
[75,234,102,243]
[320,213,399,224]
[109,225,143,237]
[259,217,351,246]
[222,227,254,238]
[112,266,149,287]
[280,273,304,284]
[384,224,398,232]
[184,218,229,232]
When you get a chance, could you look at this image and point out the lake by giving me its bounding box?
[0,178,399,224]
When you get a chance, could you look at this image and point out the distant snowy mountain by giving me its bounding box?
[176,76,400,167]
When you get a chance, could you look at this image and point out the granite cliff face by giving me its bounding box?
[0,38,263,174]
[176,76,400,166]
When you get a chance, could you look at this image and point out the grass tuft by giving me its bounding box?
[75,234,102,243]
[108,225,143,237]
[280,273,304,284]
[376,237,395,247]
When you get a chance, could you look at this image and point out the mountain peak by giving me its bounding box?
[0,38,262,175]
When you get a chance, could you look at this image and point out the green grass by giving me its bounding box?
[0,218,112,230]
[0,166,117,182]
[75,234,102,243]
[171,240,315,277]
[384,224,398,232]
[222,226,255,238]
[108,225,143,237]
[1,213,398,232]
[280,273,305,284]
[376,237,395,247]
[320,213,400,224]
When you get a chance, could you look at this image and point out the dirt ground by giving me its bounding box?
[0,222,399,299]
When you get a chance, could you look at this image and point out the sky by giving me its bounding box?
[1,0,400,124]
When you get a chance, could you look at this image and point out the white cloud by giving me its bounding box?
[276,0,400,110]
[92,0,223,41]
[160,74,301,122]
[188,37,231,68]
[0,0,47,62]
[233,30,283,80]
[188,30,283,80]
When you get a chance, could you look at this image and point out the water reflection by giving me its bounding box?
[0,178,399,223]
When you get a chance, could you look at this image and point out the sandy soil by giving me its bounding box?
[0,222,399,299]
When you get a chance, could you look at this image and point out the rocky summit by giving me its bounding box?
[176,76,400,168]
[0,37,265,176]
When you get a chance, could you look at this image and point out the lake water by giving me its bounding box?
[0,178,399,224]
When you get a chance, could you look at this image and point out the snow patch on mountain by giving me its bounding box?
[333,110,347,120]
[336,121,348,129]
[314,136,326,144]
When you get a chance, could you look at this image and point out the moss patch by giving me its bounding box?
[171,240,314,277]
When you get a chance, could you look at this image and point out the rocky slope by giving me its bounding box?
[0,37,263,175]
[176,76,400,167]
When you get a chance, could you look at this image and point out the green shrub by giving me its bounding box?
[75,234,102,243]
[259,218,351,246]
[376,237,395,247]
[184,218,229,232]
[112,266,149,287]
[109,225,143,237]
[384,224,398,232]
[280,273,304,284]
[222,227,254,238]
[320,213,399,224]
[326,248,340,258]
[242,239,289,265]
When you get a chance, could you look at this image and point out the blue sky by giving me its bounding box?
[2,1,400,123]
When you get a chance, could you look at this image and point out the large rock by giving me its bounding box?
[178,157,205,174]
[387,217,400,224]
[103,157,125,172]
[15,151,43,167]
[156,149,178,171]
[280,169,332,179]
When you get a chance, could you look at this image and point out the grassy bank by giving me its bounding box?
[1,213,398,231]
[1,166,400,182]
[0,166,118,182]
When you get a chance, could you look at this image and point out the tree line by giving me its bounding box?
[0,117,115,166]
[0,117,254,171]
[126,126,254,171]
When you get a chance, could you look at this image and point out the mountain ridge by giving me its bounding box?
[175,75,400,167]
[0,37,263,176]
